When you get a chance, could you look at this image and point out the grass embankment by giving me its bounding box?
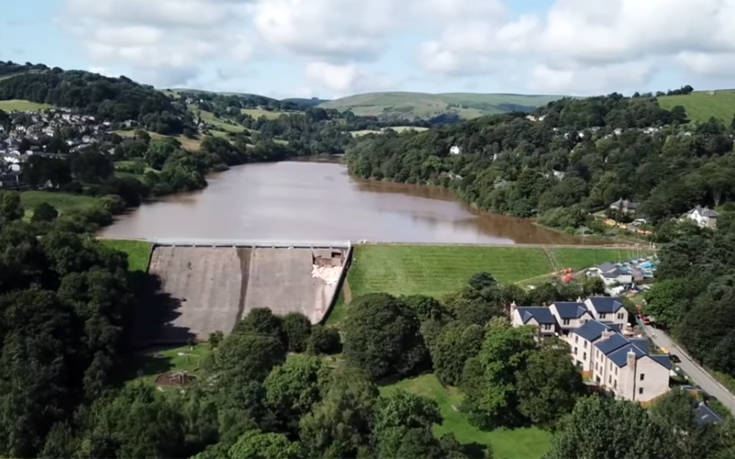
[328,245,653,325]
[381,374,552,459]
[113,129,202,152]
[658,90,735,123]
[99,239,153,273]
[0,99,52,111]
[20,191,100,219]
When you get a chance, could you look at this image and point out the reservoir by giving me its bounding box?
[99,160,586,245]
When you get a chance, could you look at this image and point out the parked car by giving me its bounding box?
[670,354,681,363]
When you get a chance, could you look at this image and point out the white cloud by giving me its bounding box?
[61,0,255,87]
[305,62,360,92]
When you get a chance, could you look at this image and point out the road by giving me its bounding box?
[643,324,735,414]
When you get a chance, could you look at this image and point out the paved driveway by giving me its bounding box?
[643,325,735,414]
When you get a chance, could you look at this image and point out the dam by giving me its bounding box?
[133,240,351,347]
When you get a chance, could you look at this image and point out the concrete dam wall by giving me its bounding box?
[135,244,349,346]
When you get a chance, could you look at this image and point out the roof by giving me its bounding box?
[517,306,556,325]
[598,262,617,273]
[694,402,723,427]
[587,297,625,314]
[689,205,719,218]
[607,343,648,368]
[573,320,614,342]
[595,333,629,354]
[553,302,589,319]
[629,338,650,353]
[649,355,672,370]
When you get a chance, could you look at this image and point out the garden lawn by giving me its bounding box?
[20,191,100,219]
[381,374,552,459]
[0,99,52,111]
[552,247,655,271]
[346,245,552,299]
[99,240,153,273]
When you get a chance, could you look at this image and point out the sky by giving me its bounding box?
[2,0,735,99]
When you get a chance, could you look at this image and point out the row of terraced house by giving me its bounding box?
[510,297,671,403]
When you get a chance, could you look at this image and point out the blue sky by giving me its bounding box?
[2,0,735,99]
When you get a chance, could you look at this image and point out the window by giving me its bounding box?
[617,313,624,319]
[614,380,617,388]
[574,335,578,343]
[615,367,618,375]
[608,375,611,384]
[583,352,587,360]
[639,387,644,395]
[640,373,645,381]
[600,313,606,319]
[584,341,587,348]
[574,347,578,355]
[564,319,570,325]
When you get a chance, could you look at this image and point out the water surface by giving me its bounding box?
[99,161,585,245]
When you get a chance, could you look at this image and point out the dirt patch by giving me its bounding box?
[155,371,197,387]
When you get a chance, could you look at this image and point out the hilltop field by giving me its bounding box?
[658,89,735,123]
[319,91,561,120]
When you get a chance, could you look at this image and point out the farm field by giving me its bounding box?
[320,91,561,119]
[381,373,552,459]
[99,239,153,273]
[20,191,100,218]
[351,125,430,137]
[241,108,287,119]
[658,90,735,123]
[113,129,202,152]
[0,99,52,111]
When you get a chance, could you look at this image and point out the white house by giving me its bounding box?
[684,206,718,229]
[585,297,629,327]
[549,301,594,334]
[590,329,670,402]
[565,320,619,373]
[609,199,637,215]
[590,263,633,289]
[510,305,557,337]
[449,145,461,156]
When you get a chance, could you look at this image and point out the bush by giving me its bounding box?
[307,326,341,355]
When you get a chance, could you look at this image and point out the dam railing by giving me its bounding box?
[149,238,351,249]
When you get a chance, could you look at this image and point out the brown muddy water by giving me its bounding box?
[99,161,587,245]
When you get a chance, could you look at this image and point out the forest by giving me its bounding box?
[346,93,735,233]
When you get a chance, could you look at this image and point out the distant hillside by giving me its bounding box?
[658,90,735,124]
[0,61,191,134]
[319,92,562,121]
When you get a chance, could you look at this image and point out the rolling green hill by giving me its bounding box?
[658,90,735,123]
[319,91,562,120]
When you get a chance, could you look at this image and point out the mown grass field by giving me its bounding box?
[658,90,735,123]
[0,99,52,111]
[345,245,553,299]
[381,373,552,459]
[351,126,430,137]
[99,240,153,272]
[113,129,202,152]
[20,191,100,218]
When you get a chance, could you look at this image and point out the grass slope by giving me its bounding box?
[347,245,553,299]
[320,92,561,119]
[0,99,52,111]
[241,108,287,120]
[126,343,211,386]
[381,374,552,459]
[658,90,735,123]
[20,191,99,219]
[99,240,153,273]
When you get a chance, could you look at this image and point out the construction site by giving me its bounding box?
[133,241,351,347]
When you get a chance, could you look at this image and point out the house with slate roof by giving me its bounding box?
[585,297,629,327]
[549,301,594,334]
[685,205,718,229]
[510,305,557,337]
[581,320,670,402]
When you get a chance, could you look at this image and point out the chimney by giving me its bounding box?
[577,296,583,303]
[627,348,638,400]
[602,329,616,340]
[509,301,517,315]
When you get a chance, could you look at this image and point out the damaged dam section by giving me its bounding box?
[134,241,351,347]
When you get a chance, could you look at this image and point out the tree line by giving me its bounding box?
[346,93,735,233]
